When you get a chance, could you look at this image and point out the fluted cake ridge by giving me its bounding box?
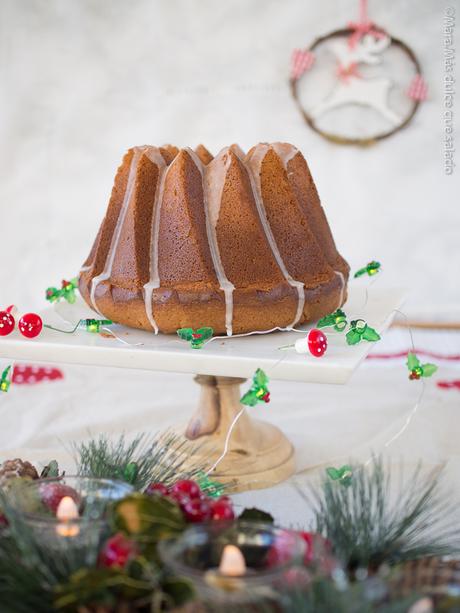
[79,143,349,335]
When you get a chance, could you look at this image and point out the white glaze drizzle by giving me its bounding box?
[142,147,169,334]
[79,264,91,273]
[272,142,347,311]
[228,143,246,158]
[245,145,305,328]
[270,142,299,167]
[187,147,235,336]
[90,146,146,314]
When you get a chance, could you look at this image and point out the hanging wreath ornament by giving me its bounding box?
[290,0,428,146]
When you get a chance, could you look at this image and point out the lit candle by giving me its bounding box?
[204,544,247,591]
[55,496,80,537]
[218,544,246,577]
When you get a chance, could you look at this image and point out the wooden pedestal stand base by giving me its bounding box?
[183,374,295,493]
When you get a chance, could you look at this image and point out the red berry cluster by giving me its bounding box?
[409,370,421,380]
[99,533,139,568]
[145,479,235,523]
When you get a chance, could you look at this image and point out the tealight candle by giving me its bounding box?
[56,496,80,537]
[203,543,249,591]
[159,522,306,605]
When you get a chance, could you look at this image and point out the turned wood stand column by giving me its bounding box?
[183,374,295,492]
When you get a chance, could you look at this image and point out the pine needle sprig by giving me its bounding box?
[0,534,54,613]
[305,457,460,571]
[0,487,98,610]
[73,431,208,491]
[279,578,419,613]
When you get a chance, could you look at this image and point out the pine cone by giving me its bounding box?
[0,458,39,486]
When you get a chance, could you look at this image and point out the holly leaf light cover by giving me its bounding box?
[45,277,79,304]
[176,327,213,348]
[354,261,381,278]
[0,365,11,392]
[406,352,438,379]
[346,320,381,346]
[345,328,362,346]
[361,326,381,342]
[177,328,194,341]
[254,368,269,388]
[422,363,438,377]
[240,368,270,406]
[407,352,421,371]
[240,389,259,407]
[326,465,353,487]
[317,308,347,332]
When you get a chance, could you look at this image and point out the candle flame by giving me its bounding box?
[56,496,79,521]
[56,496,80,537]
[218,544,246,577]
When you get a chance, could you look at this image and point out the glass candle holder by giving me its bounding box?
[4,476,133,573]
[159,521,306,608]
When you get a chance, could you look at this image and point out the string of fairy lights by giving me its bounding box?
[0,263,440,488]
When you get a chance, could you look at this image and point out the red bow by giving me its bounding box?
[347,0,386,49]
[347,20,386,49]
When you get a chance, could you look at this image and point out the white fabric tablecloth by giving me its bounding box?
[1,327,459,525]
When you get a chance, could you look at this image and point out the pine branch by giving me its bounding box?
[0,534,54,613]
[73,431,208,491]
[280,577,419,613]
[305,457,460,571]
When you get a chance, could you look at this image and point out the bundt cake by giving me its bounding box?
[79,143,349,336]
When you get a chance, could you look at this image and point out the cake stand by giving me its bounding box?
[0,286,404,492]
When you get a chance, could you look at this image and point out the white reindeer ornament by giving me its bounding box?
[310,34,402,127]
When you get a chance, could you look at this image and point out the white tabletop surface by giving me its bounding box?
[0,326,459,526]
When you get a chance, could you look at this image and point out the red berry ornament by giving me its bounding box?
[0,311,15,336]
[18,313,43,338]
[99,533,138,568]
[170,479,201,500]
[145,482,169,496]
[39,483,80,514]
[210,497,235,521]
[182,498,211,523]
[307,328,328,357]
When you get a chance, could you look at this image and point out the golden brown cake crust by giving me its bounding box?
[79,143,349,335]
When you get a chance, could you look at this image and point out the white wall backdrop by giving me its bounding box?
[0,0,459,318]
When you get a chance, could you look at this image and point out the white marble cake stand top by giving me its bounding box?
[0,286,405,384]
